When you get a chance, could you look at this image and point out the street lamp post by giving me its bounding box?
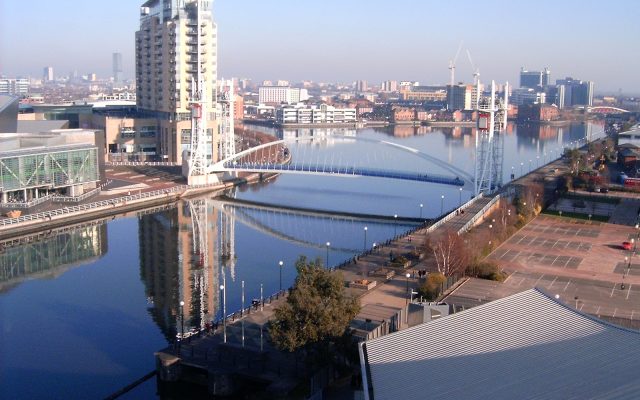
[241,280,245,316]
[179,300,184,348]
[529,159,532,172]
[441,195,445,215]
[405,273,411,305]
[241,280,245,347]
[393,214,398,237]
[278,260,284,292]
[419,203,423,219]
[459,187,463,207]
[220,284,226,343]
[363,226,368,251]
[326,242,331,268]
[520,162,524,176]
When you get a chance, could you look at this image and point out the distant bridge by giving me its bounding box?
[588,106,629,114]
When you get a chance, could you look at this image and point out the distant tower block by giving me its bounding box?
[113,52,123,83]
[43,66,54,82]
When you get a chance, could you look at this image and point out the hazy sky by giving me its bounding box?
[1,0,639,93]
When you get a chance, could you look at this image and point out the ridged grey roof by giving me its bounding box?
[361,288,640,400]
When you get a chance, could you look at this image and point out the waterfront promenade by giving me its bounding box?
[153,193,496,395]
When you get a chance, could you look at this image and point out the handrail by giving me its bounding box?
[53,187,100,203]
[0,194,54,209]
[106,161,180,167]
[425,193,484,234]
[0,179,228,227]
[457,194,501,235]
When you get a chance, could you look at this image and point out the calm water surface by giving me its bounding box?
[0,122,601,398]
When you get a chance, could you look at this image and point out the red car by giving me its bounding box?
[622,241,632,251]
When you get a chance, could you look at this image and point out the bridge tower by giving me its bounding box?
[474,80,507,195]
[185,2,218,186]
[219,80,236,160]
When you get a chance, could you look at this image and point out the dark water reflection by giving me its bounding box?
[0,121,602,398]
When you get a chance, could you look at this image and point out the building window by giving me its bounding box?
[120,127,136,138]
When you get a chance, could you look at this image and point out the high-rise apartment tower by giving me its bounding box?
[136,0,218,164]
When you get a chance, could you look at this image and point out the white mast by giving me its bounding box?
[187,0,209,183]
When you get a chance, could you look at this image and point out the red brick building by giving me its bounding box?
[517,104,559,122]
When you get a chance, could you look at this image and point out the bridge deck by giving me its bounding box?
[222,163,466,186]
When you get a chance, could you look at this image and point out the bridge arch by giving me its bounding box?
[208,134,474,188]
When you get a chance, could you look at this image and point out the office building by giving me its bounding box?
[556,77,594,107]
[0,78,30,96]
[520,67,550,89]
[446,84,473,110]
[401,85,447,102]
[43,66,54,82]
[136,0,219,164]
[511,87,546,106]
[258,86,308,105]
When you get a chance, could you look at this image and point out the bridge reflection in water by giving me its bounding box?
[137,194,421,342]
[0,195,420,343]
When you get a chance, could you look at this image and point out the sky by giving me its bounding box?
[1,0,639,93]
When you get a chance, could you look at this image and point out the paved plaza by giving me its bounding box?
[446,214,640,323]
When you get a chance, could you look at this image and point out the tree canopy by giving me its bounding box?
[269,256,360,353]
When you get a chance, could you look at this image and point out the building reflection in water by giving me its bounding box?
[139,198,228,342]
[0,223,108,293]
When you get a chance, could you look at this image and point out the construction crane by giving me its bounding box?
[448,41,464,86]
[466,49,480,85]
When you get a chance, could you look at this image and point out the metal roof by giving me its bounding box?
[0,94,18,111]
[360,288,640,400]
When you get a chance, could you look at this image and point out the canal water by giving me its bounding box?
[0,122,601,399]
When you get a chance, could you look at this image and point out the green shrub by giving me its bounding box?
[417,272,446,301]
[467,261,506,282]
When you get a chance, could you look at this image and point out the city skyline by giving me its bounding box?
[1,0,639,93]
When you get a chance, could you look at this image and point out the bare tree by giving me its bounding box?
[430,230,469,277]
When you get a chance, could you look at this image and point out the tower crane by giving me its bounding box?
[466,49,480,85]
[448,41,464,86]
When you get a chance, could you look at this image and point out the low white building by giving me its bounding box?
[258,86,309,104]
[0,78,30,96]
[276,104,356,125]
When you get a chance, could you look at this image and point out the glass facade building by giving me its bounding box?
[0,144,99,198]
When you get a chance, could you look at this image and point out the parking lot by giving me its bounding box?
[445,214,640,324]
